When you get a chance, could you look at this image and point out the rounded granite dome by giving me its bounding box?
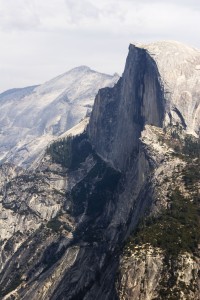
[135,40,199,54]
[133,40,200,136]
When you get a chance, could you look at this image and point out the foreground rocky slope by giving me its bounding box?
[117,125,200,300]
[0,41,199,299]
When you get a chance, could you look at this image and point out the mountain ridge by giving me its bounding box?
[0,41,199,299]
[0,66,119,168]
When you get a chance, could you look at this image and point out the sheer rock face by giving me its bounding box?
[117,246,200,300]
[137,41,200,136]
[0,41,200,300]
[88,41,200,173]
[117,246,164,300]
[88,44,165,171]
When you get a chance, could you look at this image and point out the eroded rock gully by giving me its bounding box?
[0,41,200,299]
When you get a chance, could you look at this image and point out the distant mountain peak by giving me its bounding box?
[0,66,119,167]
[70,65,91,72]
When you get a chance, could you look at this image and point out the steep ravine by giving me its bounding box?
[0,42,199,299]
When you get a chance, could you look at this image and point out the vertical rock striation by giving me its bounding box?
[0,41,200,299]
[88,44,165,171]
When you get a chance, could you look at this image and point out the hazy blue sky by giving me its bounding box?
[0,0,200,92]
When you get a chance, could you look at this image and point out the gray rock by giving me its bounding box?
[0,41,200,299]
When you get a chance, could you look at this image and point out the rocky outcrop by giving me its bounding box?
[117,245,164,300]
[88,41,200,173]
[116,124,200,300]
[0,41,199,299]
[117,245,200,300]
[88,44,165,171]
[137,41,200,136]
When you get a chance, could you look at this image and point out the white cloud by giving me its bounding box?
[0,0,40,30]
[0,0,200,92]
[65,0,100,21]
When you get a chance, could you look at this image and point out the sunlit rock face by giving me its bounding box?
[0,67,119,168]
[88,44,165,171]
[0,41,199,300]
[137,41,200,136]
[88,41,200,171]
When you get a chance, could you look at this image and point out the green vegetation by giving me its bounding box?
[71,157,121,219]
[46,218,62,232]
[183,135,200,158]
[126,188,199,257]
[160,125,200,161]
[122,131,200,299]
[173,135,200,161]
[0,274,22,298]
[46,136,72,168]
[46,132,93,170]
[46,214,72,233]
[4,238,14,252]
[182,159,200,192]
[41,240,65,273]
[125,133,200,258]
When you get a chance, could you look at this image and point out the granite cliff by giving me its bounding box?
[0,41,199,300]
